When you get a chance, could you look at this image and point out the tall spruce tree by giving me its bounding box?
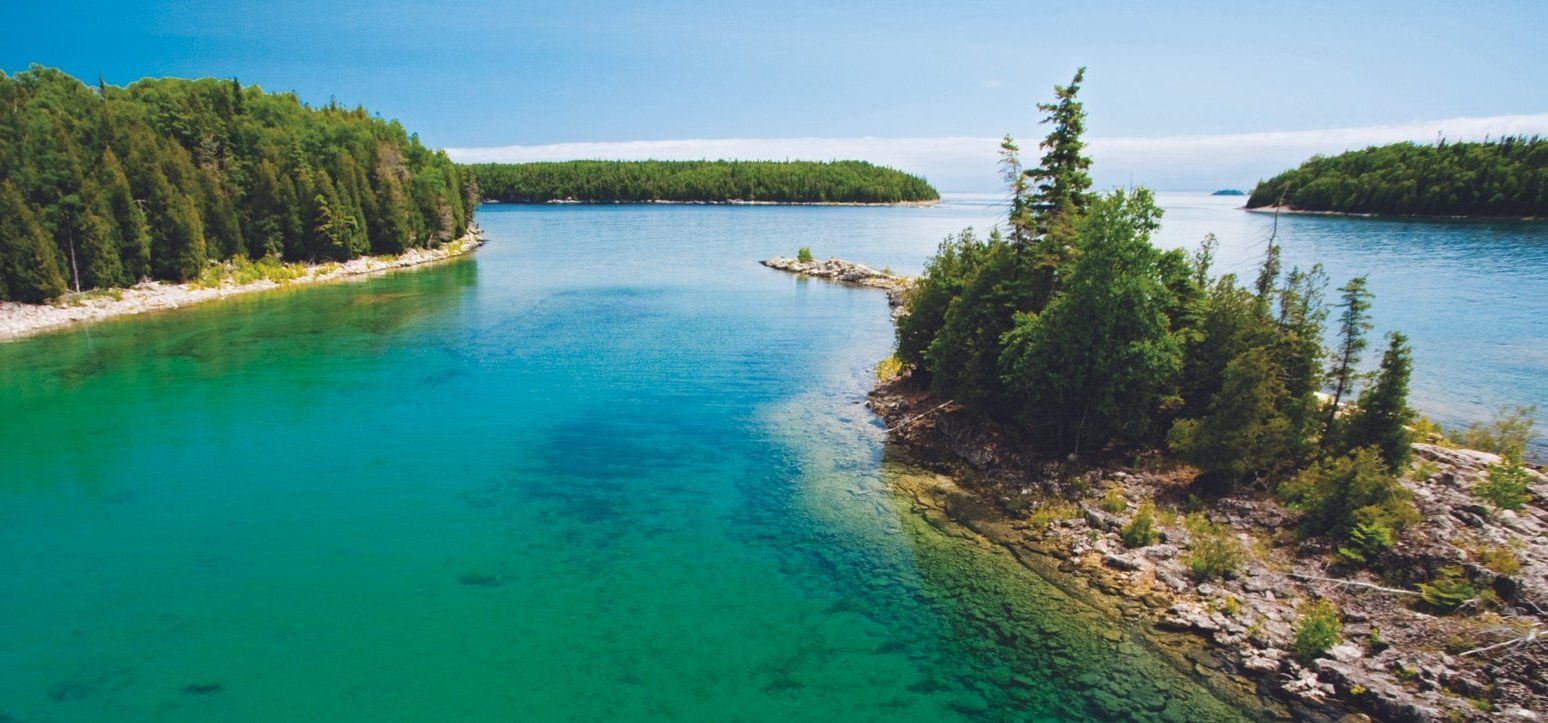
[1025,67,1094,243]
[1324,276,1374,445]
[1340,332,1415,471]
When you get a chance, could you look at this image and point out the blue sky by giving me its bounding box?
[5,0,1547,190]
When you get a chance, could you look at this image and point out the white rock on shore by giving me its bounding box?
[0,230,484,342]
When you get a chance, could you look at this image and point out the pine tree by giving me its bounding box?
[1340,332,1415,471]
[1324,276,1374,445]
[1274,264,1329,458]
[998,135,1033,243]
[1026,67,1094,240]
[1021,67,1095,308]
[0,181,69,302]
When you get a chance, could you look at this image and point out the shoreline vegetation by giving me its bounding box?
[1245,204,1545,222]
[1246,137,1547,218]
[765,66,1548,720]
[0,66,476,305]
[462,159,939,205]
[0,229,483,342]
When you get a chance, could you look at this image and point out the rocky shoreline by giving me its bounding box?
[1244,205,1544,222]
[870,374,1547,721]
[768,255,1548,720]
[0,230,485,342]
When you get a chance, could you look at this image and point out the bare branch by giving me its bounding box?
[1290,573,1420,596]
[886,400,957,433]
[1459,625,1542,657]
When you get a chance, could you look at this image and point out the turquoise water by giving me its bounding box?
[1,196,1542,720]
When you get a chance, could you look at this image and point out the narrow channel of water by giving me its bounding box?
[2,197,1540,720]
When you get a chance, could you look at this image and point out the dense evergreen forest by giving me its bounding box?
[0,66,475,303]
[464,160,939,204]
[896,68,1469,570]
[1247,137,1548,217]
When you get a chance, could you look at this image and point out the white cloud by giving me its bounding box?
[445,113,1548,192]
[980,79,1004,89]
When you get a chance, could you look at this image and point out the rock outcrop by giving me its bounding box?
[869,374,1548,720]
[759,256,914,318]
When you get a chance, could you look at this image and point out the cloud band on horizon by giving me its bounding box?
[446,113,1548,193]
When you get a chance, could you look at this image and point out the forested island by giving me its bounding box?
[463,160,939,205]
[1247,137,1548,217]
[854,68,1546,720]
[0,66,476,303]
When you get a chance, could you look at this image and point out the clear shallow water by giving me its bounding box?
[0,195,1541,721]
[1,203,1247,722]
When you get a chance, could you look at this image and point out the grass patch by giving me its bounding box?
[1027,499,1080,531]
[193,254,308,289]
[1097,485,1128,514]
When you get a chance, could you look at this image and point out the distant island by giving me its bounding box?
[1211,189,1245,196]
[1247,137,1548,217]
[462,160,939,205]
[0,66,475,304]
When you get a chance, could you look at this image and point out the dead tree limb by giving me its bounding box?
[1459,625,1542,657]
[886,400,956,433]
[1291,573,1420,596]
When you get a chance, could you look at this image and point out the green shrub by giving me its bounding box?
[1336,520,1396,566]
[796,246,814,263]
[875,354,903,381]
[1292,599,1342,662]
[1279,447,1418,544]
[1473,462,1531,512]
[1098,485,1128,514]
[1027,500,1079,531]
[1469,542,1522,576]
[1185,513,1244,580]
[1417,566,1479,613]
[1121,502,1159,548]
[1454,405,1536,462]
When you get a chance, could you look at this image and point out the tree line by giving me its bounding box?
[1247,137,1548,217]
[898,69,1427,566]
[0,66,476,303]
[463,160,939,204]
